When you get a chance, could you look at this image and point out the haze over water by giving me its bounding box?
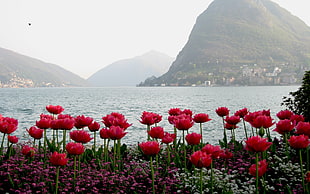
[0,86,299,145]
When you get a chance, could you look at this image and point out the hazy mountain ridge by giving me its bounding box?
[0,47,89,88]
[139,0,310,86]
[87,51,173,86]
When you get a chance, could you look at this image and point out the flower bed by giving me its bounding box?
[0,106,310,193]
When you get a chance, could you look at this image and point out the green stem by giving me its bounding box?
[211,161,214,194]
[200,168,203,194]
[74,155,77,181]
[55,166,60,194]
[299,149,306,193]
[307,146,309,172]
[167,144,170,165]
[199,123,203,144]
[222,118,227,148]
[255,153,259,194]
[242,119,248,140]
[183,130,186,170]
[173,126,177,147]
[147,125,151,141]
[1,133,6,154]
[33,139,36,148]
[93,131,96,153]
[113,140,116,170]
[150,156,155,194]
[63,130,66,152]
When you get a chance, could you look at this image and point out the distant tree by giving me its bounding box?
[282,70,310,121]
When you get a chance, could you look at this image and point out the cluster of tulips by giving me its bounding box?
[1,104,310,193]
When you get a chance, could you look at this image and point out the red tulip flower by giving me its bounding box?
[290,114,305,125]
[288,135,310,149]
[21,145,36,157]
[168,108,182,116]
[245,136,272,152]
[185,132,202,145]
[224,123,239,130]
[75,115,93,129]
[234,108,249,118]
[276,110,294,120]
[250,115,274,129]
[50,151,68,166]
[99,128,110,139]
[182,109,193,117]
[107,126,127,140]
[219,149,233,159]
[225,115,241,125]
[190,151,212,168]
[46,105,64,115]
[147,126,165,139]
[295,122,310,137]
[58,118,75,130]
[0,117,18,134]
[193,113,212,123]
[36,118,51,129]
[70,130,93,144]
[66,142,85,155]
[161,132,176,144]
[215,107,229,117]
[273,119,294,135]
[202,144,222,159]
[88,121,100,132]
[139,141,160,156]
[102,112,131,130]
[139,111,162,126]
[249,159,268,177]
[8,135,18,144]
[27,126,43,139]
[174,115,194,130]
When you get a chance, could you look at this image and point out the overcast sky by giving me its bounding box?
[0,0,309,79]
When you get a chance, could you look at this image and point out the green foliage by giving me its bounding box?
[282,70,310,121]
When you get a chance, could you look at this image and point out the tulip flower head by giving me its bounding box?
[46,105,64,115]
[36,118,51,129]
[147,126,165,139]
[70,130,93,144]
[250,115,274,129]
[174,114,194,131]
[75,115,93,129]
[107,126,127,140]
[168,108,182,116]
[88,121,100,132]
[161,132,176,144]
[139,111,162,126]
[66,142,85,155]
[225,115,241,125]
[185,132,202,145]
[21,145,36,157]
[193,113,212,123]
[190,150,212,168]
[50,151,68,166]
[139,141,160,156]
[27,126,43,139]
[288,135,310,149]
[273,119,294,135]
[295,122,310,137]
[102,112,132,130]
[99,128,110,139]
[234,108,249,118]
[245,136,272,152]
[8,135,18,144]
[0,117,18,134]
[249,159,268,177]
[276,110,294,120]
[215,107,229,117]
[202,144,223,159]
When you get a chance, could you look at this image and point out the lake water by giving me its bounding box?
[0,86,299,146]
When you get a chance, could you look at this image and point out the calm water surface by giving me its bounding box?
[0,86,299,145]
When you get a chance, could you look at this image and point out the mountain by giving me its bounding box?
[139,0,310,86]
[87,51,173,86]
[0,47,89,87]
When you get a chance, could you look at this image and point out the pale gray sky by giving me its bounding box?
[0,0,309,79]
